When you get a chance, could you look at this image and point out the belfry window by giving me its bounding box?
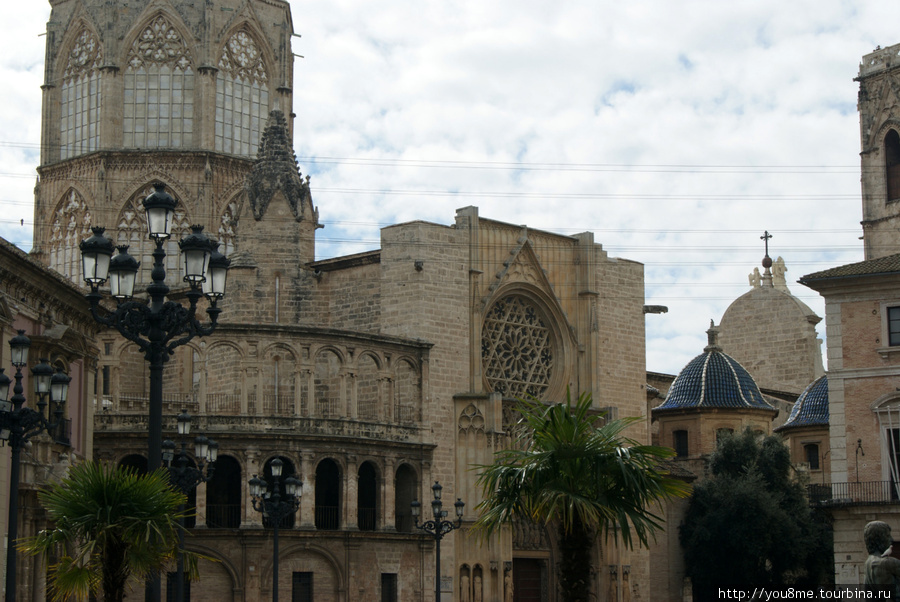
[60,28,102,159]
[886,130,900,202]
[124,15,194,149]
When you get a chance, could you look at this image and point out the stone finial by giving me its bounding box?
[704,320,722,352]
[244,110,316,223]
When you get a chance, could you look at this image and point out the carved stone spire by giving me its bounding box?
[245,110,318,224]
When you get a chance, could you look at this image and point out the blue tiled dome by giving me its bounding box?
[654,323,774,413]
[774,375,829,432]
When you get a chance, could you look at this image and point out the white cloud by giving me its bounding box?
[2,0,894,376]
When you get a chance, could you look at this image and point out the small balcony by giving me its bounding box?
[808,481,900,507]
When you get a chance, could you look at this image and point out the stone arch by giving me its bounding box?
[184,543,243,598]
[48,187,94,282]
[314,457,342,530]
[393,356,420,424]
[203,341,244,414]
[480,283,572,401]
[118,453,148,475]
[120,9,197,149]
[394,463,418,533]
[357,460,379,531]
[206,454,242,528]
[214,21,274,158]
[261,344,297,416]
[261,455,298,528]
[266,544,345,601]
[56,18,104,160]
[113,182,193,288]
[314,347,344,418]
[356,351,381,421]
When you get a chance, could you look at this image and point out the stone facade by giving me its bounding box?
[28,2,651,601]
[0,238,100,601]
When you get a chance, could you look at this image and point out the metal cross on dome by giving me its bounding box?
[761,230,773,257]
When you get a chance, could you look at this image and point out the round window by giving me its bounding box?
[482,294,554,398]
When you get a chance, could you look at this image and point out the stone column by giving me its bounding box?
[345,455,358,530]
[243,449,261,527]
[299,452,316,528]
[383,457,397,531]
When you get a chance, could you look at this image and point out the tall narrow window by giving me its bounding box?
[358,462,378,531]
[394,464,417,533]
[886,130,900,202]
[166,573,190,602]
[49,189,93,282]
[673,430,689,458]
[315,459,341,530]
[804,443,820,470]
[216,29,269,157]
[60,28,102,159]
[292,572,313,602]
[124,15,194,148]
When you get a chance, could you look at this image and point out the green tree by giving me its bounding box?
[474,390,691,602]
[680,429,833,601]
[19,461,194,602]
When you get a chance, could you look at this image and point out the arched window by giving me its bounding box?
[49,189,93,282]
[314,350,342,418]
[206,455,242,528]
[118,454,147,475]
[124,14,194,148]
[357,354,379,421]
[394,464,417,533]
[116,184,190,288]
[263,456,296,528]
[395,360,419,424]
[886,130,900,202]
[60,28,102,159]
[358,462,378,531]
[215,29,269,157]
[315,459,341,530]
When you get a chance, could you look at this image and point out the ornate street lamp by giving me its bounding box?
[79,182,229,601]
[411,481,465,602]
[249,458,301,602]
[162,410,218,602]
[0,332,70,602]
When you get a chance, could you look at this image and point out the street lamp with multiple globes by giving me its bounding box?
[0,331,70,602]
[162,409,218,602]
[249,458,302,602]
[411,481,465,602]
[79,182,229,600]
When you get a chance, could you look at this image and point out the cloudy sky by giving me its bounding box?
[1,0,897,376]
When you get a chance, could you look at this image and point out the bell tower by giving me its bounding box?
[857,43,900,260]
[32,0,302,282]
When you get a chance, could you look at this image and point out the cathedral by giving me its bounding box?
[7,0,900,600]
[12,0,652,600]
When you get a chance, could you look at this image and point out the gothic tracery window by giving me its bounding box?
[116,185,190,286]
[124,15,194,148]
[49,189,93,281]
[60,28,103,159]
[482,294,554,399]
[216,29,270,157]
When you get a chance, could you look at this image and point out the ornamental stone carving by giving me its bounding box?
[63,29,103,81]
[219,30,268,83]
[127,15,193,70]
[482,295,554,399]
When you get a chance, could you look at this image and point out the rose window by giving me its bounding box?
[482,295,554,398]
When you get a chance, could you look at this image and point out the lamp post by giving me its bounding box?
[249,458,301,602]
[162,409,218,602]
[0,331,70,602]
[411,481,465,602]
[79,182,229,601]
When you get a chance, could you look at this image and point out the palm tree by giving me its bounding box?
[19,461,193,602]
[474,390,690,602]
